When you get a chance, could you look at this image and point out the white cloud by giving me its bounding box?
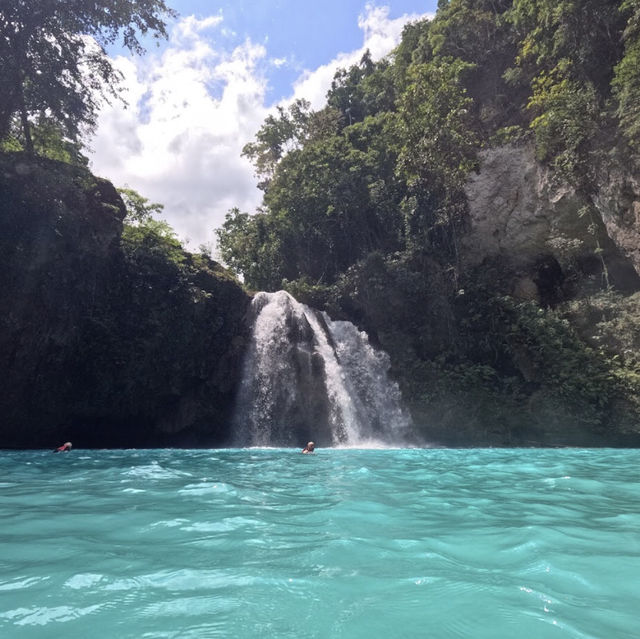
[290,4,431,109]
[89,6,432,250]
[360,4,427,58]
[173,13,223,41]
[271,56,288,68]
[91,15,267,250]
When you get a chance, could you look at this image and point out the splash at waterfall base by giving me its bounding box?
[233,291,412,448]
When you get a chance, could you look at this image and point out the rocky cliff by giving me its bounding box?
[427,143,640,445]
[0,153,250,448]
[463,144,640,302]
[2,146,640,449]
[595,166,640,276]
[318,143,640,447]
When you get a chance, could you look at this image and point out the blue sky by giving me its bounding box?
[91,1,438,250]
[167,0,437,102]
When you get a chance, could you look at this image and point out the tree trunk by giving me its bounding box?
[0,109,12,142]
[7,25,33,155]
[18,89,33,156]
[0,81,17,142]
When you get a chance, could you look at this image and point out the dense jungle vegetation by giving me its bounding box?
[0,0,192,289]
[219,0,640,285]
[2,0,640,444]
[216,0,640,443]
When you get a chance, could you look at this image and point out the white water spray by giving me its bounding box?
[233,291,411,447]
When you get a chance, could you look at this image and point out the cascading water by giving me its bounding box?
[233,290,411,447]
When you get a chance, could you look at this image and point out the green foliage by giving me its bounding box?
[215,207,285,290]
[509,0,628,181]
[511,0,624,89]
[228,108,409,288]
[429,0,513,62]
[217,0,640,442]
[391,18,433,82]
[230,1,640,291]
[613,0,640,151]
[231,51,481,288]
[263,117,406,282]
[527,73,601,179]
[445,276,640,430]
[241,99,311,189]
[489,124,531,146]
[416,290,636,434]
[326,51,375,125]
[118,186,185,274]
[0,130,21,152]
[118,186,164,223]
[499,298,615,414]
[122,216,185,270]
[565,290,640,372]
[396,57,478,256]
[224,0,640,294]
[281,277,335,312]
[396,58,477,188]
[326,51,396,126]
[1,114,89,165]
[428,0,518,130]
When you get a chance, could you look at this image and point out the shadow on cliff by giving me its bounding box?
[0,153,251,448]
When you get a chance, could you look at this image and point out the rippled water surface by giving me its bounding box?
[1,448,639,638]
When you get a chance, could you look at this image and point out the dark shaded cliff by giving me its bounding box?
[0,153,250,448]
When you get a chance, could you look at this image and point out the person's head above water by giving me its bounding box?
[302,441,315,454]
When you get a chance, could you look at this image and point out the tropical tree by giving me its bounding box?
[0,0,176,155]
[396,57,478,259]
[613,0,640,151]
[118,186,164,224]
[216,208,286,290]
[426,0,519,131]
[508,0,626,180]
[241,98,311,190]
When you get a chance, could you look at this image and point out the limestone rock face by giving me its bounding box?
[463,144,640,296]
[595,169,640,275]
[463,145,560,266]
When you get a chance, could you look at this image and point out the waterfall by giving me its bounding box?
[233,290,411,447]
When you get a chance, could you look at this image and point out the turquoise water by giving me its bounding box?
[1,448,639,638]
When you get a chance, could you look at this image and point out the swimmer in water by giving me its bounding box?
[54,442,72,453]
[301,442,315,454]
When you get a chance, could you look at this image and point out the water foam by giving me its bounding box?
[234,290,411,447]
